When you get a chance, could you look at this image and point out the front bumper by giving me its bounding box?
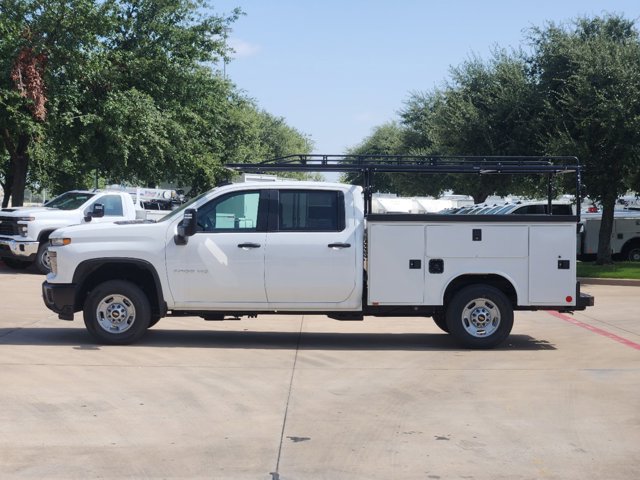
[0,238,38,260]
[42,281,77,320]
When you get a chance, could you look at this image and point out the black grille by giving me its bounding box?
[0,216,19,235]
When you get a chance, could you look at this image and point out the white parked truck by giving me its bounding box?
[1,189,173,273]
[42,155,594,348]
[578,212,640,261]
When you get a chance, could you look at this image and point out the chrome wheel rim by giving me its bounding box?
[96,294,136,334]
[461,298,500,337]
[630,248,640,262]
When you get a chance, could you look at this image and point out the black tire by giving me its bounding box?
[446,285,513,349]
[83,280,151,344]
[149,316,161,328]
[35,241,52,274]
[622,243,640,262]
[432,309,449,333]
[2,258,32,269]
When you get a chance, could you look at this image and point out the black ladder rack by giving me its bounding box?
[225,154,583,217]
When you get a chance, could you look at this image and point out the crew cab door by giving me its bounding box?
[264,189,358,305]
[165,189,268,308]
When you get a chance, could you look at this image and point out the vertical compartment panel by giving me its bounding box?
[368,224,425,305]
[529,225,576,304]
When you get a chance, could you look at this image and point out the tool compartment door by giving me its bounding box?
[529,224,576,305]
[367,224,425,305]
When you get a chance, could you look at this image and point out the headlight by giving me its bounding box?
[17,217,34,237]
[50,237,72,246]
[49,251,58,275]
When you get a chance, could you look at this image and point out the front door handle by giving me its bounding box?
[238,242,261,249]
[328,243,351,249]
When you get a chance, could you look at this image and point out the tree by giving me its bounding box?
[2,1,313,203]
[399,51,543,203]
[530,15,640,263]
[1,0,111,206]
[343,122,414,194]
[345,51,545,202]
[36,0,242,195]
[256,111,313,160]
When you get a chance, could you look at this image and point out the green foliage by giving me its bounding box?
[529,15,640,262]
[1,0,112,204]
[350,51,546,203]
[349,122,406,156]
[0,0,311,203]
[432,51,540,156]
[343,122,409,193]
[531,16,640,196]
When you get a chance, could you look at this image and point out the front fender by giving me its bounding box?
[72,258,168,317]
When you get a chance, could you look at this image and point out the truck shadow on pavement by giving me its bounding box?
[0,327,557,351]
[0,267,42,276]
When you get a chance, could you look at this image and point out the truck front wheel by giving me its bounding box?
[83,280,151,344]
[446,285,513,349]
[36,241,52,274]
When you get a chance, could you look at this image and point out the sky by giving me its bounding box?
[218,0,640,156]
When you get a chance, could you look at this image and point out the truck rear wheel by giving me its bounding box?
[83,280,151,344]
[446,285,513,349]
[622,242,640,262]
[432,310,449,333]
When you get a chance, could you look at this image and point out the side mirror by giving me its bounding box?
[84,203,105,222]
[175,208,198,245]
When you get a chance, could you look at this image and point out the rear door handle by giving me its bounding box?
[238,243,261,249]
[328,243,351,249]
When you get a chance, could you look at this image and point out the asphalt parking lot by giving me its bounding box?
[1,264,639,480]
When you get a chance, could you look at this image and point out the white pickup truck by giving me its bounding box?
[42,155,594,348]
[578,212,640,261]
[0,189,170,273]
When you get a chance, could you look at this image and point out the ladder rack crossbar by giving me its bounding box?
[225,154,580,175]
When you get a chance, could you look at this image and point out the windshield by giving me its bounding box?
[157,190,212,222]
[44,192,95,210]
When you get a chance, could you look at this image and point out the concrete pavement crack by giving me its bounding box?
[575,312,640,338]
[271,315,304,479]
[0,317,47,339]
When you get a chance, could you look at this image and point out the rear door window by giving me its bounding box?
[278,190,345,232]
